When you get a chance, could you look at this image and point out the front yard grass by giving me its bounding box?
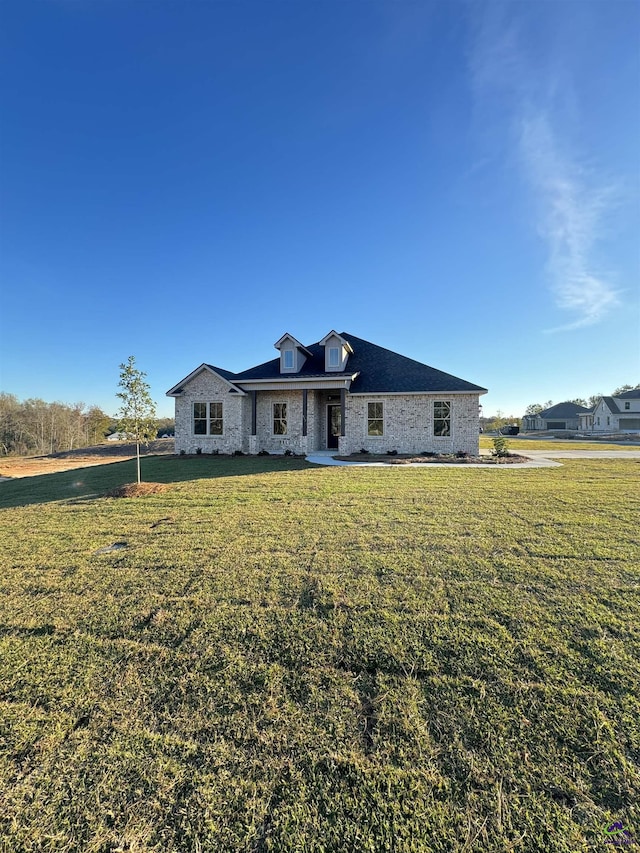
[479,436,640,452]
[0,457,638,851]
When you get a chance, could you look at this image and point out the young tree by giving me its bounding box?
[116,356,157,484]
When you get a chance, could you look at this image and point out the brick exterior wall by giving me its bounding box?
[339,394,480,456]
[253,390,308,454]
[173,374,481,455]
[173,370,246,454]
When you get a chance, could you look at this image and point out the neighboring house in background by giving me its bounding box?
[582,389,640,433]
[167,331,487,456]
[522,402,591,432]
[106,431,134,442]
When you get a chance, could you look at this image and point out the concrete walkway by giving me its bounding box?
[305,451,561,469]
[305,449,640,469]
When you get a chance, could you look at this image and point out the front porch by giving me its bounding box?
[245,388,347,454]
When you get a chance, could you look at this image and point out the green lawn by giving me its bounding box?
[1,455,639,851]
[479,436,640,452]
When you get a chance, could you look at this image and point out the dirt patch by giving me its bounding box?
[0,440,174,479]
[106,482,171,498]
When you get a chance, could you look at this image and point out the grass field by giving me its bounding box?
[1,454,639,851]
[479,436,640,452]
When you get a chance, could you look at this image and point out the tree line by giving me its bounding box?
[0,394,112,456]
[0,392,174,457]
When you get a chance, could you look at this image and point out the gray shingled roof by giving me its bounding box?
[616,388,640,399]
[231,332,487,394]
[204,364,242,383]
[601,396,620,414]
[539,402,591,419]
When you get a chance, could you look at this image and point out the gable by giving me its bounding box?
[321,331,352,372]
[273,333,311,373]
[601,396,620,414]
[166,364,244,397]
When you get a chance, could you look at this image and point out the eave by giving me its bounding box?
[236,374,359,392]
[319,330,354,353]
[273,333,313,357]
[348,389,488,396]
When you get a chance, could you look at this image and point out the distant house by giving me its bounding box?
[106,431,133,442]
[167,330,487,456]
[522,402,591,432]
[581,389,640,433]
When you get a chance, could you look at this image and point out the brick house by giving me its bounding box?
[167,331,487,456]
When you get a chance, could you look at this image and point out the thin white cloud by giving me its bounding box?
[468,4,620,331]
[519,111,620,331]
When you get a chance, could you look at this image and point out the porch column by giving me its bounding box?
[340,388,346,436]
[302,389,308,437]
[251,391,257,436]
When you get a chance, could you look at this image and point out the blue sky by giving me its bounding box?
[1,0,638,419]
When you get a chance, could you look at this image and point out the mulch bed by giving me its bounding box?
[334,453,529,465]
[106,483,171,498]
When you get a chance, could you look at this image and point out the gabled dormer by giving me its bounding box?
[319,331,353,372]
[274,333,312,374]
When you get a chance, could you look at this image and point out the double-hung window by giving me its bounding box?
[434,401,451,437]
[328,347,340,368]
[209,402,223,435]
[283,349,294,370]
[273,402,287,435]
[193,402,223,435]
[367,402,384,436]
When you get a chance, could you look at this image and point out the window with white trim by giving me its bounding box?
[367,402,384,436]
[283,349,294,369]
[273,402,287,435]
[434,401,451,436]
[193,402,223,435]
[328,347,340,368]
[625,402,631,410]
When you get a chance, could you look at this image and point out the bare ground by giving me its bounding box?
[0,439,175,479]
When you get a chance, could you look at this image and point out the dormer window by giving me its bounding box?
[320,330,353,372]
[274,333,312,374]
